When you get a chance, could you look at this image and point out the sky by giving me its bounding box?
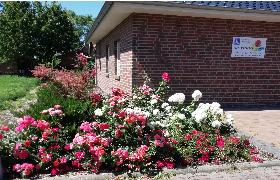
[60,1,104,17]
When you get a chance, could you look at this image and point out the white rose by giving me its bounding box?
[161,103,169,108]
[192,111,207,123]
[165,106,172,112]
[164,130,170,137]
[171,115,177,120]
[153,109,160,115]
[150,99,158,105]
[94,108,103,116]
[192,90,202,101]
[143,111,150,117]
[168,93,185,104]
[225,113,234,125]
[211,120,221,128]
[177,113,186,120]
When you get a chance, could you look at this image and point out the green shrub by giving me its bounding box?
[18,85,94,138]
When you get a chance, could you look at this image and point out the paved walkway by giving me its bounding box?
[172,166,280,180]
[228,109,280,149]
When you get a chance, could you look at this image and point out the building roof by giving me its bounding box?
[86,1,280,44]
[176,1,280,12]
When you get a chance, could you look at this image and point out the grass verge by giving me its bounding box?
[0,75,39,110]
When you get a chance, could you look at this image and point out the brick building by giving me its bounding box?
[86,1,280,106]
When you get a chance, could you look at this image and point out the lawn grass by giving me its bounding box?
[0,75,39,110]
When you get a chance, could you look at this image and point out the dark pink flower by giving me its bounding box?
[37,120,50,131]
[156,161,165,169]
[75,151,85,160]
[216,137,225,148]
[51,168,59,176]
[17,150,29,159]
[114,129,123,138]
[165,161,174,169]
[161,72,170,82]
[53,160,59,167]
[72,160,81,168]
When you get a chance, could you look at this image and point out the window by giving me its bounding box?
[114,40,120,76]
[105,45,109,74]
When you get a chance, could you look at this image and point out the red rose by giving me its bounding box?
[114,129,123,138]
[0,133,3,140]
[18,150,29,159]
[24,140,31,147]
[53,160,59,167]
[185,134,192,141]
[99,123,110,131]
[118,111,126,118]
[255,40,261,47]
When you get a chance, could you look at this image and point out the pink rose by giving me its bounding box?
[51,168,59,176]
[161,72,170,82]
[54,104,61,109]
[75,151,85,160]
[156,161,165,169]
[80,122,92,132]
[165,161,174,169]
[216,137,225,148]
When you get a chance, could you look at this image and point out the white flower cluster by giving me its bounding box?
[191,102,233,128]
[168,93,185,104]
[149,119,170,128]
[192,90,202,101]
[94,108,104,116]
[170,113,186,120]
[125,107,150,117]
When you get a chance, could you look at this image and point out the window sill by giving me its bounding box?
[115,75,120,80]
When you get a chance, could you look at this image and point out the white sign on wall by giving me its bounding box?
[231,37,267,58]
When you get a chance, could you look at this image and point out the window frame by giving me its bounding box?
[105,44,109,74]
[114,40,121,77]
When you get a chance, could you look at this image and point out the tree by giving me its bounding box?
[67,10,94,44]
[0,1,93,71]
[0,2,37,68]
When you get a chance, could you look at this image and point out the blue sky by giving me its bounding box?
[60,1,104,17]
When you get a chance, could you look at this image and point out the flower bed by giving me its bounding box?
[0,55,264,178]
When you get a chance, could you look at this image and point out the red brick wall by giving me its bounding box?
[95,16,133,94]
[132,13,280,106]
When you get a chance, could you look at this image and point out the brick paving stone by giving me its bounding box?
[171,166,280,180]
[227,110,280,149]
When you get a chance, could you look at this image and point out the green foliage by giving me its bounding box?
[67,10,94,44]
[20,85,94,138]
[0,75,39,110]
[0,2,94,67]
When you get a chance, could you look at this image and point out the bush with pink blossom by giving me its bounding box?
[0,72,264,178]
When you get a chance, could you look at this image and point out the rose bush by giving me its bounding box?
[0,72,263,178]
[32,53,95,99]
